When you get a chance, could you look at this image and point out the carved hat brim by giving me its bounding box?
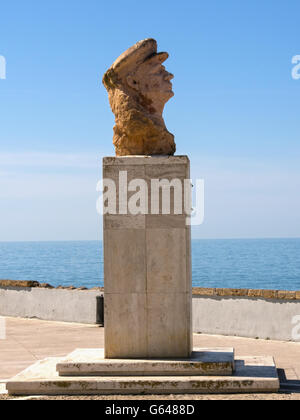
[109,39,169,76]
[144,51,169,64]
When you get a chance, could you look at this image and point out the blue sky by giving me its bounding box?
[0,0,299,241]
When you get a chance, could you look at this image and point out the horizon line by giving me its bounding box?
[0,236,300,244]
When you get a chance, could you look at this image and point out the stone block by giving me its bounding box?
[147,293,191,358]
[146,228,187,293]
[104,229,146,293]
[278,291,296,300]
[104,294,147,359]
[6,355,280,396]
[262,290,278,300]
[103,156,192,358]
[56,348,235,377]
[247,289,263,298]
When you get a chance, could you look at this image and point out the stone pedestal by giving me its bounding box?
[6,352,280,396]
[5,155,281,397]
[103,156,192,359]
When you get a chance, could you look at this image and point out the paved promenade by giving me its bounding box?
[1,317,300,399]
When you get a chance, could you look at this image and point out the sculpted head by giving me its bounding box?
[103,39,176,156]
[125,52,174,116]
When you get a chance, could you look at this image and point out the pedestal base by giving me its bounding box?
[6,348,280,396]
[56,348,235,377]
[103,156,192,359]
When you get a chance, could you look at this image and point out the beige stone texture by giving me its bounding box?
[248,289,263,298]
[103,156,192,358]
[6,355,279,396]
[262,290,278,299]
[104,294,147,359]
[146,215,186,229]
[103,156,189,166]
[147,293,191,358]
[0,280,40,288]
[104,229,146,293]
[278,291,296,300]
[104,215,146,230]
[3,317,300,398]
[192,288,300,301]
[57,348,235,377]
[146,229,187,293]
[102,39,176,156]
[193,288,217,296]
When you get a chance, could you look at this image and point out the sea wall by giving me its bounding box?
[193,288,300,341]
[0,281,104,325]
[1,281,300,341]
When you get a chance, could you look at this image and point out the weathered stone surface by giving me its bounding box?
[146,215,186,229]
[192,288,300,301]
[103,39,176,156]
[103,156,192,359]
[0,280,40,288]
[57,348,235,377]
[103,156,189,166]
[193,288,217,296]
[247,289,263,298]
[104,229,146,293]
[6,355,280,396]
[104,294,148,359]
[147,293,191,358]
[262,290,278,299]
[278,291,296,300]
[146,229,187,293]
[104,215,146,230]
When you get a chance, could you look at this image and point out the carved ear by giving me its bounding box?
[127,75,138,89]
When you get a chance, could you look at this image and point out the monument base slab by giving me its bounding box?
[6,350,279,396]
[56,348,235,377]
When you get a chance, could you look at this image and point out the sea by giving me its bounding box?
[0,239,299,291]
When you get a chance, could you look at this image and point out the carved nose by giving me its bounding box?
[165,72,174,82]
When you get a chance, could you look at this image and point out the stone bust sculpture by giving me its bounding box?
[103,39,176,156]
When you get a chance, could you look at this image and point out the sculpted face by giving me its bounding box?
[103,39,176,156]
[126,58,174,115]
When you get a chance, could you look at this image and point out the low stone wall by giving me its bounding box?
[0,281,104,325]
[1,282,300,341]
[193,288,300,342]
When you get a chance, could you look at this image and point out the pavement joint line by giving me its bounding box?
[8,335,39,361]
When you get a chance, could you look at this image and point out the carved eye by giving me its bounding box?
[133,80,137,85]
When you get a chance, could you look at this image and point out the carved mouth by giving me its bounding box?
[167,85,173,94]
[165,81,173,90]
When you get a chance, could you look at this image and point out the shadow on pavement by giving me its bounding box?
[278,369,300,394]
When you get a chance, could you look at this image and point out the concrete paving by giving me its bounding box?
[1,317,300,398]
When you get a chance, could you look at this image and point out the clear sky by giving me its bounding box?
[0,0,299,241]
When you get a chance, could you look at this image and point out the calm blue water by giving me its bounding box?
[0,239,299,291]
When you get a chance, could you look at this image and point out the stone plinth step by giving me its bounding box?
[56,348,235,377]
[6,356,279,396]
